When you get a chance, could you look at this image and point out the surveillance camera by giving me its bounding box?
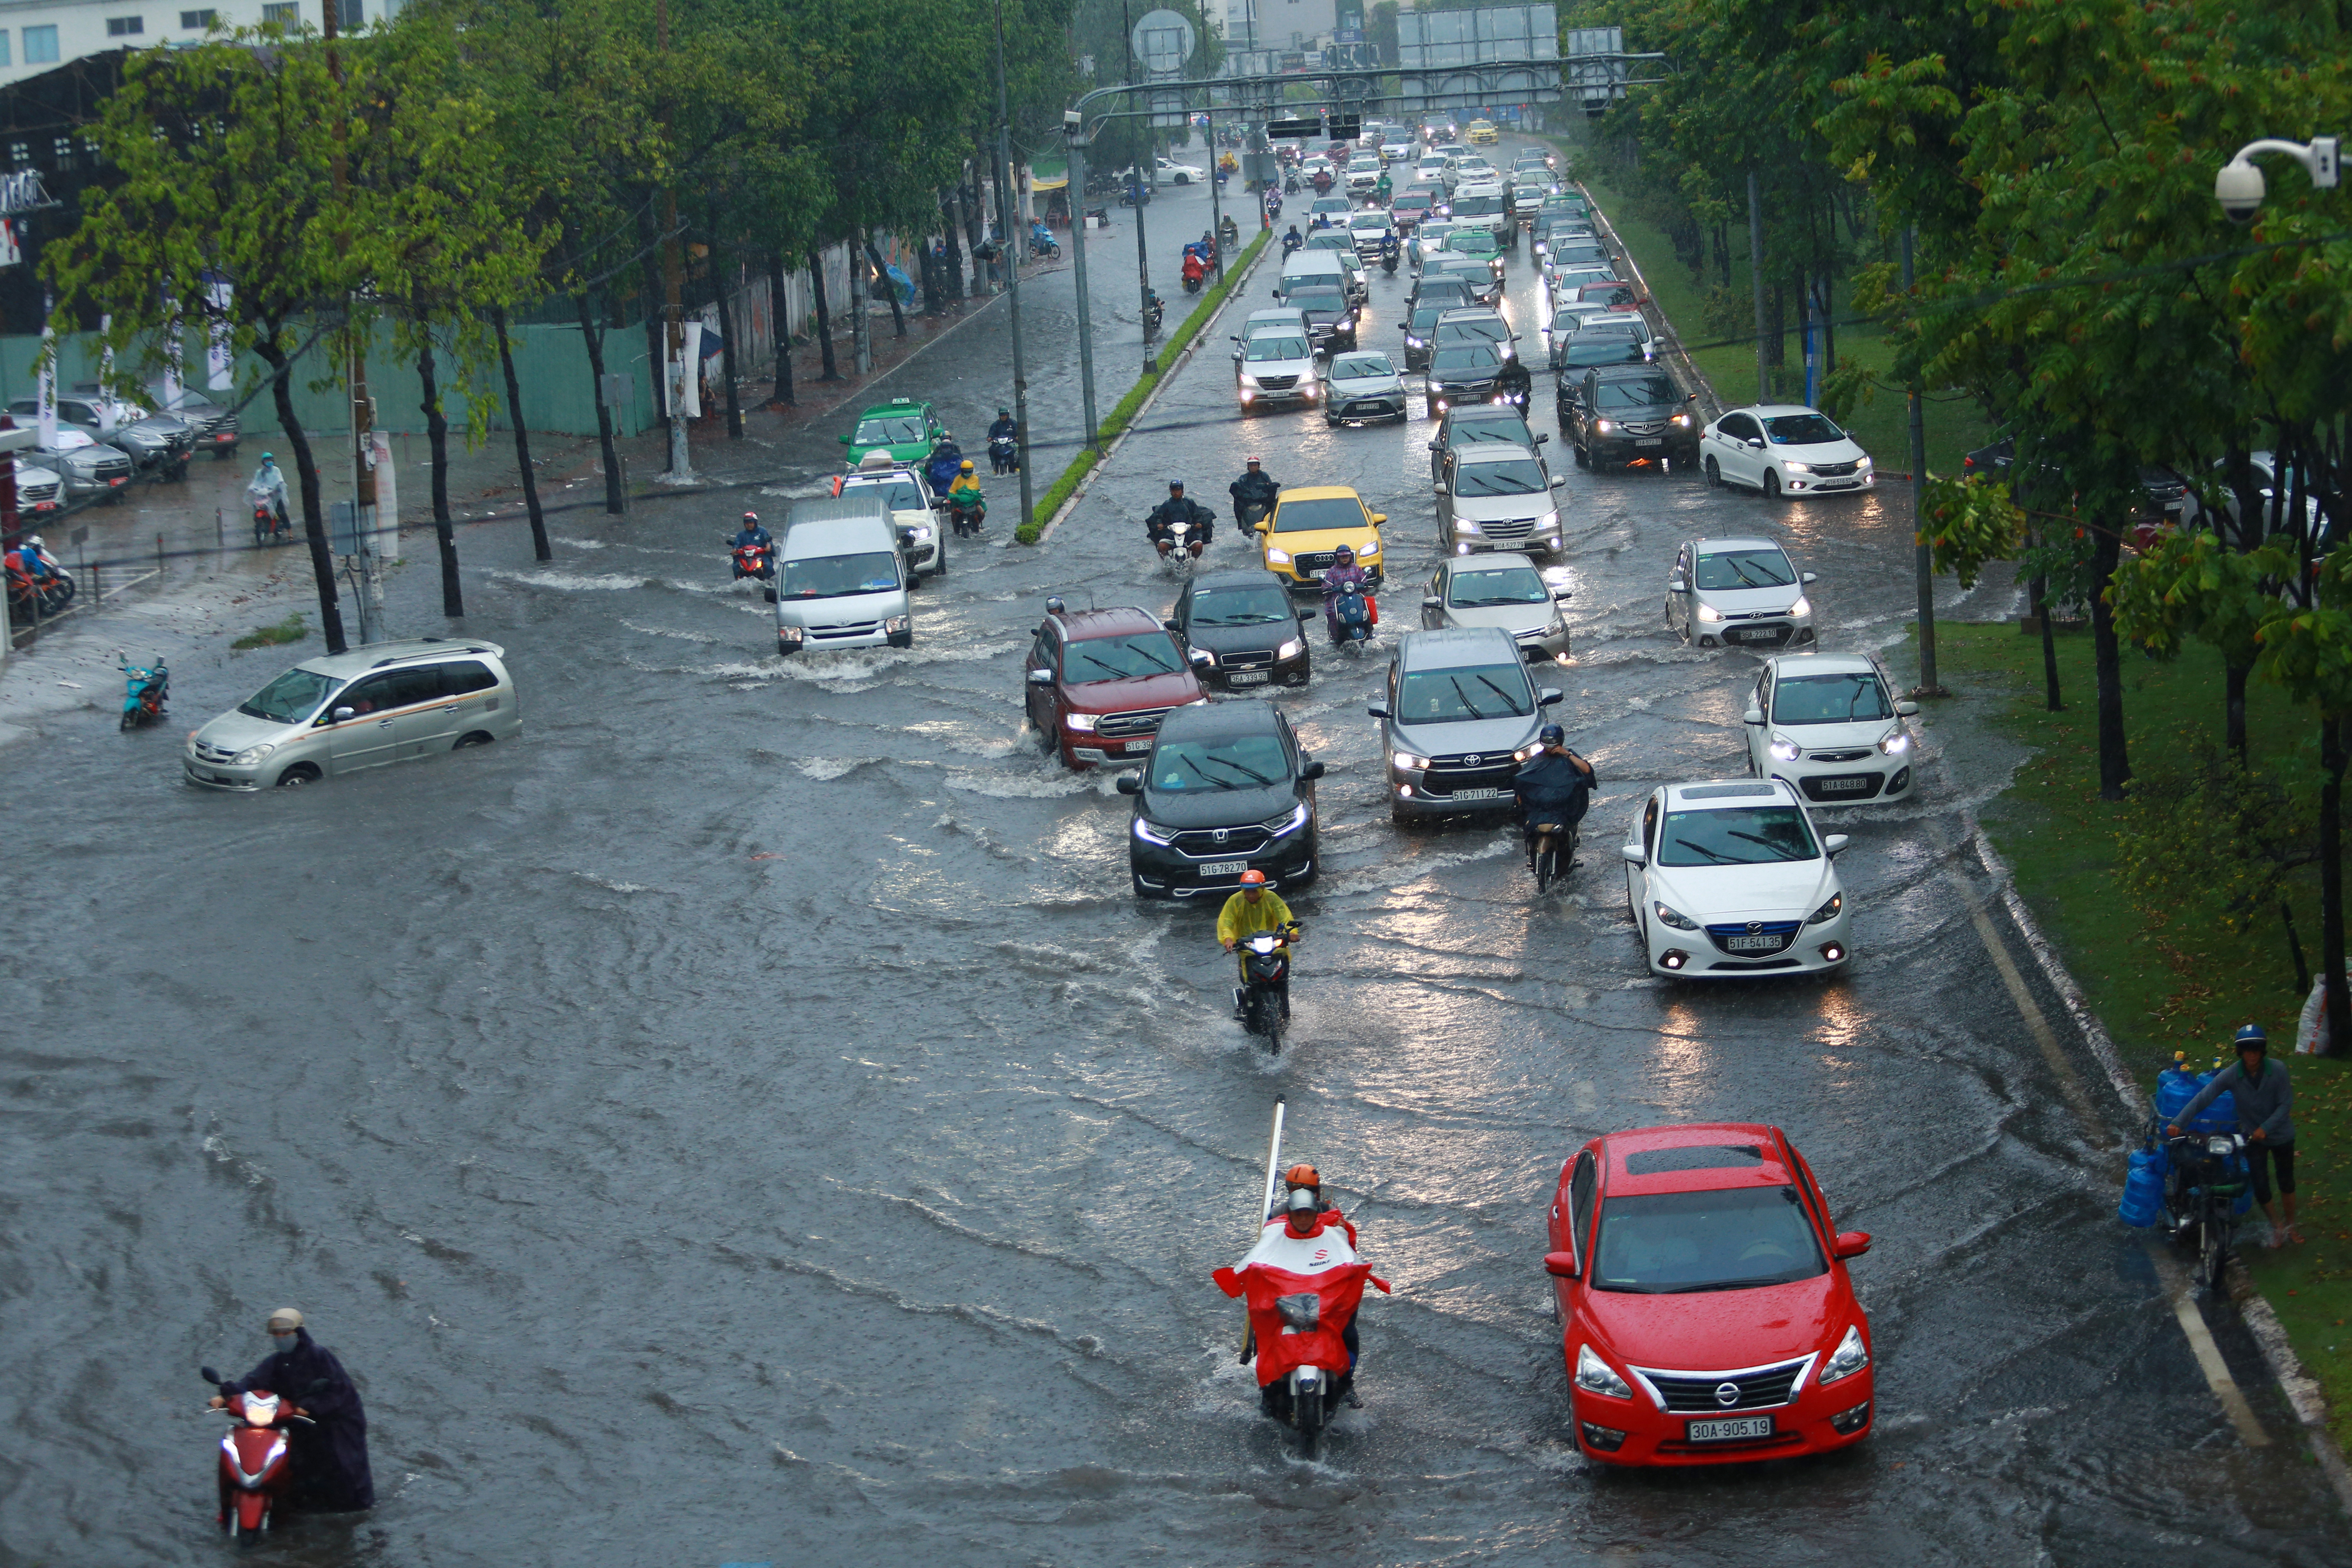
[2215,158,2266,224]
[1064,110,1083,128]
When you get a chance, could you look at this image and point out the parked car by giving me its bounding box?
[1562,365,1699,468]
[1620,779,1853,977]
[1420,552,1573,664]
[1699,406,1875,498]
[30,428,135,500]
[13,463,62,516]
[1664,536,1818,650]
[1119,699,1323,900]
[1024,600,1208,770]
[4,396,192,478]
[1547,1122,1874,1463]
[150,384,242,458]
[1254,485,1386,595]
[1321,350,1409,427]
[1165,568,1314,689]
[1743,653,1919,804]
[1435,441,1567,557]
[1369,626,1564,823]
[183,638,519,791]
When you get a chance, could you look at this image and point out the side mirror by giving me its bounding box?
[1543,1249,1579,1280]
[1232,351,1244,362]
[1894,699,1920,717]
[1666,575,1686,593]
[1743,706,1764,725]
[1427,440,1440,451]
[1421,595,1442,609]
[1619,843,1646,867]
[837,433,851,444]
[330,706,355,722]
[1163,619,1182,634]
[1800,570,1818,584]
[1366,702,1390,719]
[1831,1231,1872,1260]
[1550,475,1567,488]
[1537,687,1563,706]
[1824,833,1851,857]
[1297,607,1314,621]
[200,1365,223,1385]
[1370,513,1387,526]
[1188,649,1212,669]
[1534,432,1551,444]
[1747,438,1765,451]
[1432,483,1448,496]
[1026,668,1054,686]
[1254,518,1271,534]
[1300,759,1326,780]
[1115,773,1142,795]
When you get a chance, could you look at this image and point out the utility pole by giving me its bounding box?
[1746,170,1767,404]
[992,0,1035,534]
[657,0,691,479]
[324,0,379,643]
[1134,153,1157,375]
[1065,126,1102,452]
[1904,226,1943,697]
[1205,104,1225,285]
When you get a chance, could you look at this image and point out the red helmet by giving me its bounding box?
[1239,869,1267,886]
[1284,1163,1321,1188]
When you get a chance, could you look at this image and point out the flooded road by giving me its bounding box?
[3,145,2343,1567]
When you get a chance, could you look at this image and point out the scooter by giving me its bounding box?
[1154,516,1206,568]
[201,1366,320,1547]
[1325,581,1376,648]
[948,497,987,539]
[1525,818,1578,896]
[117,652,169,731]
[1234,496,1275,532]
[727,537,774,582]
[1220,215,1240,252]
[989,434,1019,474]
[1235,920,1300,1052]
[1182,263,1205,295]
[1284,171,1302,195]
[1143,294,1165,337]
[1028,230,1062,262]
[1380,247,1399,276]
[6,560,73,621]
[252,500,290,546]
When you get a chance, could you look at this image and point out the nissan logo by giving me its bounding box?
[1715,1381,1741,1408]
[1464,753,1483,766]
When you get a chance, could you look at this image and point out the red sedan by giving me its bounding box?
[1545,1122,1875,1465]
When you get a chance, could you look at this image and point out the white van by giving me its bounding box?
[774,495,912,655]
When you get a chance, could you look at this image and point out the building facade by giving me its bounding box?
[0,0,402,88]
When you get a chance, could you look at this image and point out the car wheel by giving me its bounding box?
[276,763,321,788]
[454,732,494,748]
[1763,469,1782,500]
[1572,441,1589,468]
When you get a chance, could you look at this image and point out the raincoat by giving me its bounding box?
[230,1329,374,1512]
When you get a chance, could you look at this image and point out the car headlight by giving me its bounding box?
[1807,891,1844,926]
[1194,647,1220,668]
[1537,510,1558,532]
[883,615,909,634]
[911,526,933,541]
[1818,1324,1870,1386]
[1063,711,1097,732]
[1768,736,1800,762]
[1653,902,1698,931]
[1264,802,1310,836]
[1238,372,1261,389]
[1857,456,1874,470]
[1575,1343,1633,1399]
[1406,334,1424,346]
[1357,541,1380,559]
[1671,413,1692,427]
[1879,730,1910,755]
[231,743,275,766]
[1694,603,1724,623]
[1392,748,1431,771]
[1276,638,1303,660]
[1512,740,1543,761]
[777,624,805,646]
[1456,518,1482,534]
[1789,595,1812,618]
[1132,817,1175,845]
[1781,461,1814,475]
[1594,418,1614,433]
[1264,546,1292,565]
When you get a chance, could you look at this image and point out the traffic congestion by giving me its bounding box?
[12,114,2345,1566]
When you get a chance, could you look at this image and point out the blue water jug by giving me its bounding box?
[2153,1064,2202,1126]
[2187,1069,2239,1135]
[2232,1181,2254,1217]
[2118,1150,2165,1228]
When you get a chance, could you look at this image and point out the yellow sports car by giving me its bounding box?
[1466,119,1499,146]
[1254,485,1387,593]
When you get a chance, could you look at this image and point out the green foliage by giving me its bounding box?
[230,613,308,650]
[1917,473,2024,588]
[2114,738,2317,935]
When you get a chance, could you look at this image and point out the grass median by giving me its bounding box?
[1909,621,2352,1444]
[1017,228,1270,545]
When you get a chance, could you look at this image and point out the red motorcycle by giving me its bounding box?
[730,540,773,582]
[252,500,290,546]
[201,1366,317,1545]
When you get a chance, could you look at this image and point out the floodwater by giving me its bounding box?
[3,143,2342,1568]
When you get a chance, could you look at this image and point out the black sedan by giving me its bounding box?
[1164,569,1314,690]
[1118,700,1323,900]
[1427,403,1549,483]
[1428,342,1506,416]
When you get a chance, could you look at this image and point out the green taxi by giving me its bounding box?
[840,398,947,468]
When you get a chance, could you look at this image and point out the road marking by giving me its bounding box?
[1957,889,2110,1144]
[2144,1241,2271,1447]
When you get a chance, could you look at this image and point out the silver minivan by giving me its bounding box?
[774,495,913,655]
[184,638,521,790]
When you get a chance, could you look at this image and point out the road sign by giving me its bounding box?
[1131,8,1195,77]
[1266,116,1323,140]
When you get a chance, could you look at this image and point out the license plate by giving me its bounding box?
[1724,934,1783,952]
[109,477,126,486]
[1228,670,1270,685]
[1450,787,1502,801]
[1118,739,1147,752]
[1200,860,1249,876]
[1818,776,1871,792]
[1726,627,1774,642]
[1686,1415,1774,1442]
[215,433,233,441]
[1635,438,1663,447]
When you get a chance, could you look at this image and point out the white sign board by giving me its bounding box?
[1131,9,1195,76]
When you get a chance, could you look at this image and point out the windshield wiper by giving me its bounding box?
[1725,829,1799,857]
[1173,755,1241,790]
[1197,754,1276,786]
[1474,672,1525,711]
[1075,652,1137,680]
[1725,557,1768,589]
[1447,676,1488,720]
[1671,837,1740,864]
[1657,1273,1804,1294]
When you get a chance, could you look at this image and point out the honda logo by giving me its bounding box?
[1715,1381,1741,1407]
[1212,829,1229,844]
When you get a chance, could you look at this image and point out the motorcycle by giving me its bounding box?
[1284,171,1302,195]
[1028,230,1063,262]
[1234,496,1275,532]
[1236,920,1300,1052]
[1143,294,1165,337]
[200,1366,322,1546]
[2123,1058,2256,1295]
[1380,247,1399,276]
[948,496,987,538]
[989,434,1019,474]
[6,557,74,620]
[1181,259,1206,295]
[727,537,778,603]
[1325,579,1376,649]
[252,499,290,546]
[1119,183,1152,208]
[117,652,169,731]
[1154,514,1206,568]
[1220,215,1240,252]
[1525,818,1578,896]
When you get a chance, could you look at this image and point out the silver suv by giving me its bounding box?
[1368,627,1564,822]
[185,638,520,790]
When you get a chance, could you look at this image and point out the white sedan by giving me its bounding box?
[1700,405,1875,499]
[1621,779,1853,978]
[1156,156,1207,185]
[1743,653,1920,804]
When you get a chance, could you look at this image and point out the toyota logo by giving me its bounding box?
[1464,753,1483,766]
[1715,1382,1741,1408]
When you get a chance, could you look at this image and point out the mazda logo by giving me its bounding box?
[1715,1382,1741,1408]
[1746,921,1762,934]
[1464,753,1483,766]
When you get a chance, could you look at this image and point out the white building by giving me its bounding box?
[0,0,404,89]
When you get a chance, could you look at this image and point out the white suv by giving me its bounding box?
[185,639,520,790]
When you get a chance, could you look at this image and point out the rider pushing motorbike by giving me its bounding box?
[1218,869,1297,1020]
[1146,479,1215,559]
[1512,725,1596,869]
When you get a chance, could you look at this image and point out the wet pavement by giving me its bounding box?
[2,138,2344,1567]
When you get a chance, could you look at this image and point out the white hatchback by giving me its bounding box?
[1701,405,1875,499]
[1620,779,1853,978]
[1742,653,1920,805]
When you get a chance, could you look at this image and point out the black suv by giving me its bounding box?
[1562,366,1699,469]
[1165,569,1315,689]
[1427,403,1548,483]
[1118,700,1323,899]
[1428,342,1506,415]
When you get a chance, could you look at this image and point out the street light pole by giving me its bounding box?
[1064,121,1102,452]
[1903,226,1944,697]
[992,0,1035,534]
[1135,157,1157,375]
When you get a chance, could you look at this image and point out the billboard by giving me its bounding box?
[1395,5,1561,112]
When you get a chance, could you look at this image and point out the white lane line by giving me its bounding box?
[2145,1241,2272,1447]
[1959,889,2112,1144]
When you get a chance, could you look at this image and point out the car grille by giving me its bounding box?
[1169,825,1273,857]
[1619,419,1669,436]
[18,479,58,503]
[1256,375,1299,392]
[192,740,239,763]
[90,458,132,479]
[1806,749,1872,763]
[1703,920,1801,957]
[1811,460,1861,478]
[1096,707,1172,739]
[1479,516,1540,540]
[1423,754,1519,794]
[1292,551,1338,575]
[1634,1356,1812,1414]
[1799,772,1885,802]
[810,621,879,641]
[1220,648,1277,670]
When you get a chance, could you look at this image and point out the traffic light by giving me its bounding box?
[1327,114,1361,141]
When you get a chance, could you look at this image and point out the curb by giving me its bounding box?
[1570,176,1723,424]
[1031,235,1276,548]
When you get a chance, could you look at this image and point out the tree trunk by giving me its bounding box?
[644,311,667,424]
[2224,660,2250,762]
[865,232,906,338]
[1764,282,1785,370]
[919,240,943,319]
[490,304,551,563]
[768,252,795,406]
[808,247,841,381]
[415,325,463,617]
[2090,514,2131,800]
[575,292,624,515]
[711,221,743,440]
[2324,714,2348,1054]
[1815,273,1835,378]
[940,189,967,300]
[255,342,346,656]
